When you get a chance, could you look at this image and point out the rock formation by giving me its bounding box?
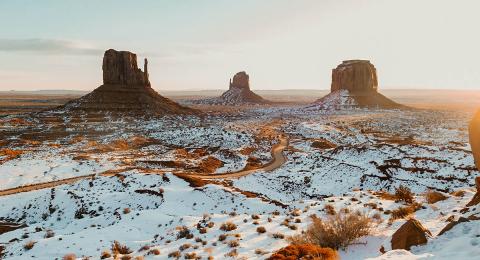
[193,71,268,105]
[310,60,402,110]
[60,49,197,115]
[391,219,431,250]
[469,111,480,169]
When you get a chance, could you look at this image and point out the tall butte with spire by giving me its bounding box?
[61,49,197,115]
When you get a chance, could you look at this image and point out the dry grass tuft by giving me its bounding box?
[100,250,112,259]
[23,241,36,250]
[62,254,76,260]
[256,226,267,234]
[395,185,414,204]
[390,202,422,221]
[268,244,338,260]
[289,210,373,250]
[111,240,132,255]
[220,222,237,232]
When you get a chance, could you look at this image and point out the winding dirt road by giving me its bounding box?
[189,135,288,180]
[0,135,288,197]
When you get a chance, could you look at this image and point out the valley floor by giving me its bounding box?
[0,103,478,259]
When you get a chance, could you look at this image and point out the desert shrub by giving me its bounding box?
[100,250,112,259]
[267,244,338,260]
[148,248,160,255]
[256,226,267,234]
[324,204,336,215]
[289,210,373,250]
[251,214,260,220]
[179,243,191,251]
[218,234,227,241]
[451,190,466,197]
[176,226,191,239]
[228,240,239,248]
[207,222,215,228]
[184,252,197,259]
[295,218,302,223]
[168,250,181,258]
[390,203,422,220]
[199,228,207,234]
[138,245,150,252]
[272,232,285,239]
[252,220,259,225]
[225,249,238,258]
[123,208,131,214]
[62,254,76,260]
[111,240,132,255]
[24,241,36,250]
[134,256,144,260]
[255,248,267,255]
[45,229,55,238]
[425,190,448,204]
[220,222,237,231]
[395,185,414,204]
[121,255,132,260]
[289,224,298,230]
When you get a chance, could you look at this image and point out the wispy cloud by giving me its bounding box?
[0,38,103,55]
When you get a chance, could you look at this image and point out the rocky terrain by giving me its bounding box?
[60,49,197,116]
[0,54,479,259]
[311,60,402,110]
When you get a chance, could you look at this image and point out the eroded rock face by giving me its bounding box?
[229,71,250,90]
[59,49,197,115]
[331,60,378,93]
[102,49,150,86]
[391,219,431,250]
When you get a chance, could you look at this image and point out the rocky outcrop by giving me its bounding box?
[102,49,150,86]
[469,111,480,169]
[229,71,250,90]
[194,71,269,105]
[331,60,378,93]
[60,49,197,115]
[309,60,403,110]
[391,219,432,250]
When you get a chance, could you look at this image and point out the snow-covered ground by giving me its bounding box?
[0,107,478,259]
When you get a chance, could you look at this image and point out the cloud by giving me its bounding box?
[0,38,103,55]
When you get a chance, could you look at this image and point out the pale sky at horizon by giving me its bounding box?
[1,0,480,91]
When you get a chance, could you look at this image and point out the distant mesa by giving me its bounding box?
[310,60,402,110]
[194,71,269,105]
[60,49,197,115]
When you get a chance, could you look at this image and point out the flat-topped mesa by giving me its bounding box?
[102,49,150,86]
[229,71,250,90]
[331,60,378,93]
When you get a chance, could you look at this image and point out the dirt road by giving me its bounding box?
[0,135,288,196]
[191,134,288,180]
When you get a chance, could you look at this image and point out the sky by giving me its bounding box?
[1,0,480,91]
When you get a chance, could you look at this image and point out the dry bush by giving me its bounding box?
[134,256,144,260]
[395,185,414,204]
[225,249,238,258]
[390,203,422,220]
[451,190,466,197]
[218,234,227,242]
[220,222,237,231]
[199,228,207,234]
[100,250,112,259]
[24,241,36,250]
[176,226,191,239]
[256,226,267,234]
[123,208,131,214]
[179,243,191,251]
[267,244,338,260]
[324,204,336,215]
[111,240,132,255]
[148,248,160,255]
[45,229,55,238]
[255,248,268,255]
[121,256,132,260]
[138,245,150,252]
[168,250,181,258]
[289,210,373,250]
[228,240,239,248]
[184,252,197,259]
[251,214,260,220]
[272,232,285,239]
[425,190,448,204]
[62,254,76,260]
